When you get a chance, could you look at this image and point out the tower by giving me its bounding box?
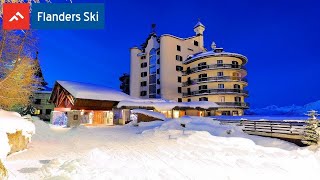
[193,19,205,48]
[194,19,205,35]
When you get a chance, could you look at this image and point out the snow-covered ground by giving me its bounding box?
[4,116,320,180]
[0,110,35,161]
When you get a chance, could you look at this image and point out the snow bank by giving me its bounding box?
[0,110,35,160]
[147,116,301,150]
[9,117,319,180]
[131,109,166,120]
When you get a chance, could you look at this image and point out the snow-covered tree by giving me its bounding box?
[0,30,40,111]
[301,110,319,145]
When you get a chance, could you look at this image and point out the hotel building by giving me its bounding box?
[130,21,249,116]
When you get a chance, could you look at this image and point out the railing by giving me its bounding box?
[242,121,306,141]
[216,102,250,108]
[183,89,248,97]
[183,64,246,75]
[182,76,248,86]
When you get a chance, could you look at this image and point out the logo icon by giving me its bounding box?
[9,12,25,22]
[3,3,30,30]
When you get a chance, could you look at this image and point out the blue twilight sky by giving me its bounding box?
[37,0,320,108]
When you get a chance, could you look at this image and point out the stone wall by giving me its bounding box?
[7,130,29,155]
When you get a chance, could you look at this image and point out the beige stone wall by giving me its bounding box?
[7,131,29,155]
[130,47,142,98]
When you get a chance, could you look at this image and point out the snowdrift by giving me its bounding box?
[0,110,35,160]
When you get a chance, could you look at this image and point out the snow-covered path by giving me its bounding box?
[5,118,320,180]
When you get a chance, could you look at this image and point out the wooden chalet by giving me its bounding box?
[50,81,131,125]
[49,80,219,127]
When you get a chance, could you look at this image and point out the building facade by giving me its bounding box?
[130,21,249,116]
[32,87,55,121]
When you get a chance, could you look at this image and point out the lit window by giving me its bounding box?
[217,72,224,77]
[218,84,224,89]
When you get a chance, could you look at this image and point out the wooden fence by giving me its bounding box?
[242,121,306,140]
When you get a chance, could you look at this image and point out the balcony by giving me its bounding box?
[216,102,250,109]
[183,64,246,75]
[183,89,248,97]
[182,76,248,87]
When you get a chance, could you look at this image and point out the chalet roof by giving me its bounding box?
[56,80,131,102]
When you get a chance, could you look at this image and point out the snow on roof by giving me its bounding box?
[56,81,132,102]
[131,109,166,120]
[118,99,219,111]
[194,21,205,28]
[184,50,248,64]
[35,86,53,94]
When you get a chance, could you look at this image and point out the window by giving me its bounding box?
[157,50,160,55]
[199,74,207,78]
[45,109,52,115]
[176,66,183,71]
[219,96,225,102]
[188,98,191,102]
[218,84,224,89]
[140,91,147,96]
[157,59,160,64]
[198,62,207,70]
[235,97,241,102]
[199,97,208,101]
[141,81,147,87]
[141,72,147,77]
[178,98,182,102]
[34,99,41,104]
[232,61,239,68]
[217,60,223,66]
[199,85,207,90]
[141,62,147,68]
[141,56,146,60]
[177,45,181,51]
[199,74,207,82]
[178,87,182,93]
[234,84,240,89]
[157,79,160,84]
[187,88,191,95]
[157,89,161,94]
[176,55,183,61]
[217,72,224,77]
[194,40,199,46]
[39,109,43,115]
[157,69,160,74]
[178,76,181,83]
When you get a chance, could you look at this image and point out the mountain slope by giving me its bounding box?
[246,100,320,115]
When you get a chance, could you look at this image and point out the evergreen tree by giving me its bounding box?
[301,110,319,145]
[34,51,48,89]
